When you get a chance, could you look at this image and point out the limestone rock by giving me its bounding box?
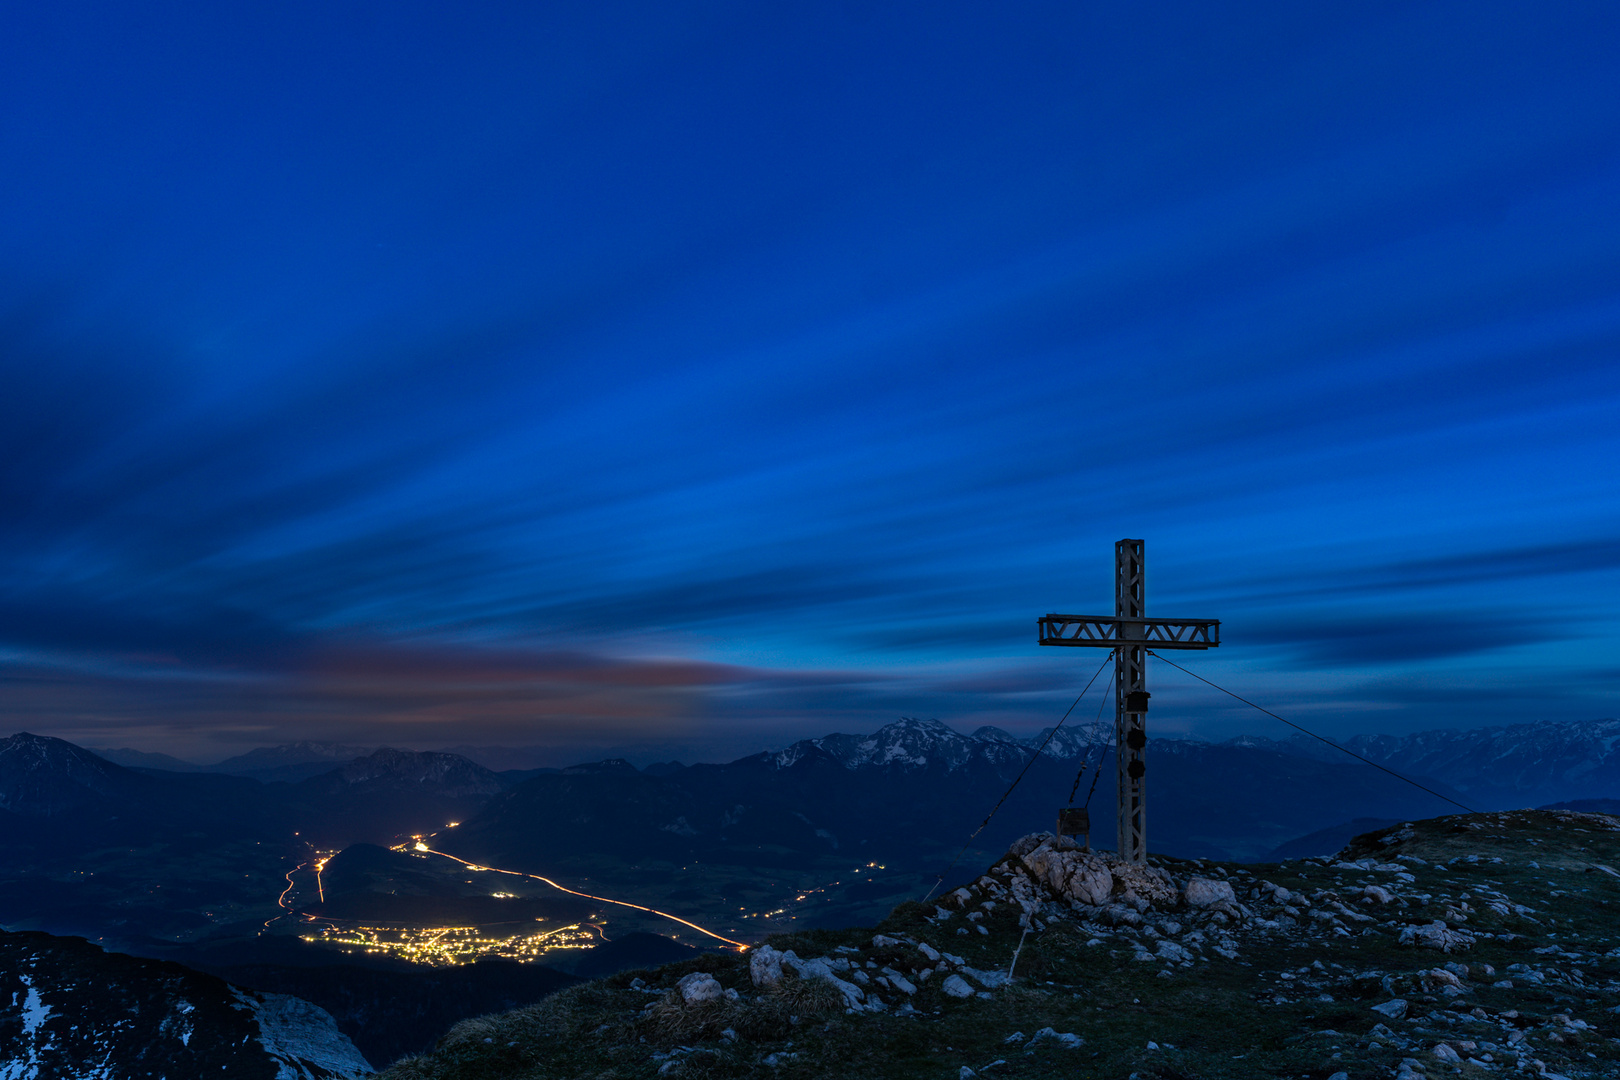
[1418,967,1463,993]
[1183,877,1236,909]
[1025,1027,1084,1049]
[1154,940,1192,964]
[1398,920,1477,953]
[1370,998,1409,1019]
[780,953,865,1008]
[880,969,917,995]
[1110,861,1179,909]
[750,945,783,988]
[959,966,1010,990]
[1006,832,1054,858]
[1020,844,1114,907]
[677,972,722,1005]
[941,975,975,998]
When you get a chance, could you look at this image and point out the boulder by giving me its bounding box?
[959,966,1010,990]
[1154,940,1192,964]
[1006,832,1054,858]
[941,975,975,998]
[1020,845,1114,907]
[1370,999,1409,1019]
[1110,861,1178,909]
[1183,877,1236,909]
[1417,967,1462,992]
[1398,921,1476,953]
[780,953,866,1008]
[881,969,917,995]
[1025,1027,1084,1049]
[677,972,723,1005]
[750,945,783,988]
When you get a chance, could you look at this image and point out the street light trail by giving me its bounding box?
[277,863,304,909]
[416,845,748,950]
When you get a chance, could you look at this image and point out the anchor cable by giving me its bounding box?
[1147,650,1480,815]
[919,653,1112,902]
[1066,669,1114,805]
[1079,670,1115,810]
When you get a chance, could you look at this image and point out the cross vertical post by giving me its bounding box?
[1114,539,1148,863]
[1037,539,1220,865]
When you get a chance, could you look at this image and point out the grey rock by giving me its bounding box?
[677,972,722,1005]
[1183,877,1236,909]
[1025,1026,1083,1049]
[1398,921,1477,953]
[750,945,783,988]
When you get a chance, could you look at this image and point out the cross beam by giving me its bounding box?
[1038,616,1219,649]
[1037,539,1220,864]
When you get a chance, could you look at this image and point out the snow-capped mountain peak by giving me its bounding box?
[770,716,1109,774]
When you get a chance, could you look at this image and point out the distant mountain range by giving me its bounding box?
[437,717,1470,900]
[5,715,1620,943]
[87,715,1620,810]
[1229,718,1620,808]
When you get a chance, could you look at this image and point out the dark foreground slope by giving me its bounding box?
[382,809,1620,1080]
[0,929,374,1078]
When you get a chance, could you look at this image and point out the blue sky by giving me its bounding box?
[2,2,1618,764]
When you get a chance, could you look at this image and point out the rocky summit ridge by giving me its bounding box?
[381,808,1620,1080]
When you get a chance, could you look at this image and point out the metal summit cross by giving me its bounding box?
[1037,539,1220,864]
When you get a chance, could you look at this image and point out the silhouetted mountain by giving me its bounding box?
[84,745,206,772]
[771,716,1042,772]
[434,744,566,771]
[212,740,378,782]
[1539,797,1620,815]
[1227,718,1620,808]
[0,732,141,815]
[320,747,505,796]
[292,749,506,847]
[0,928,372,1077]
[559,757,642,776]
[438,719,1479,906]
[1261,817,1404,861]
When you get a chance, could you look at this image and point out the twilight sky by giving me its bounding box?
[3,3,1618,765]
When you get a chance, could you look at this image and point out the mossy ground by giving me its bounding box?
[381,810,1620,1079]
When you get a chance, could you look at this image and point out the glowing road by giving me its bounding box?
[414,843,749,950]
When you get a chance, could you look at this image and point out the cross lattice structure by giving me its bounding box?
[1037,539,1220,864]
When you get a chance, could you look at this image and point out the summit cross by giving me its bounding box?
[1037,539,1221,864]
